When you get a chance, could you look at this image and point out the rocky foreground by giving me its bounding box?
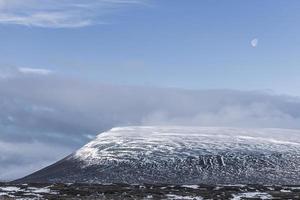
[1,183,300,199]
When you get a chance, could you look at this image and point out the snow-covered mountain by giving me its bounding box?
[16,126,300,184]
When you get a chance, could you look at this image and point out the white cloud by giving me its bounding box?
[0,140,72,180]
[18,67,53,75]
[0,66,53,79]
[0,0,145,28]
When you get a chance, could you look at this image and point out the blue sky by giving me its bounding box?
[0,0,300,95]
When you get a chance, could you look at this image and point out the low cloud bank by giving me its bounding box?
[1,68,300,180]
[0,140,72,180]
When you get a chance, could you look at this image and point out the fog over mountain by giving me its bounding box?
[1,67,300,180]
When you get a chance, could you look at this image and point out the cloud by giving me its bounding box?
[18,67,53,75]
[1,68,300,180]
[0,140,72,180]
[0,0,146,28]
[0,66,53,78]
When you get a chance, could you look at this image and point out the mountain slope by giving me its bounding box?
[15,126,300,184]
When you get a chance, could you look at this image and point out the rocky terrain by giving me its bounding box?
[2,183,300,199]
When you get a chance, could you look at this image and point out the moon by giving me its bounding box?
[251,38,258,48]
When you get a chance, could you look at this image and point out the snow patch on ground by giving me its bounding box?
[0,186,58,199]
[181,185,199,189]
[0,186,23,192]
[231,192,273,200]
[166,194,203,200]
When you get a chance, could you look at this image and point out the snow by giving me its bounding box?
[0,186,22,192]
[231,192,273,200]
[2,184,300,199]
[0,186,58,199]
[166,194,203,199]
[285,186,300,190]
[280,189,291,193]
[73,126,300,166]
[181,185,199,189]
[15,126,299,185]
[0,192,15,197]
[31,187,52,194]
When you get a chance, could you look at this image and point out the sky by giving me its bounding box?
[0,0,300,94]
[1,0,300,180]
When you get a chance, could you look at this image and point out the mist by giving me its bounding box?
[1,67,300,180]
